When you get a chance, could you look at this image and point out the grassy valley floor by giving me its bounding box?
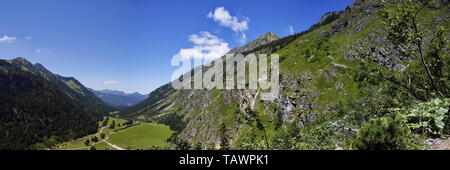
[54,116,173,150]
[108,123,173,150]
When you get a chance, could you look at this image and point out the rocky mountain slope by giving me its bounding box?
[123,0,449,149]
[88,88,148,109]
[228,32,280,54]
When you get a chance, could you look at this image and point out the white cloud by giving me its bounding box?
[207,7,249,44]
[36,49,41,54]
[26,36,32,40]
[178,31,230,60]
[0,35,16,43]
[104,81,120,85]
[287,26,294,35]
[189,31,220,45]
[207,7,249,32]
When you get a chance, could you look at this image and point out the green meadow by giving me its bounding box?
[107,123,174,149]
[56,116,172,150]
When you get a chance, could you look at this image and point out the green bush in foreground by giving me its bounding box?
[399,98,449,137]
[352,115,422,150]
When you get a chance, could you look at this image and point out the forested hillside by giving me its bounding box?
[9,57,113,115]
[0,60,99,149]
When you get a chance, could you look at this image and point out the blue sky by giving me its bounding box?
[0,0,355,94]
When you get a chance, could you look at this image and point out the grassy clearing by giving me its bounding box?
[98,116,133,134]
[98,116,128,127]
[107,123,173,150]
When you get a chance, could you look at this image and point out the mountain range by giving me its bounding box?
[88,88,148,109]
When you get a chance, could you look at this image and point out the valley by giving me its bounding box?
[54,115,173,150]
[0,0,449,151]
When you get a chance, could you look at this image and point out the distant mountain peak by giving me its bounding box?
[9,57,34,70]
[228,32,280,54]
[256,32,280,41]
[14,57,29,62]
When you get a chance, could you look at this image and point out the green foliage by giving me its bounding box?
[219,123,230,150]
[235,107,275,150]
[242,108,270,149]
[352,56,411,124]
[158,113,186,132]
[101,117,109,127]
[110,120,116,129]
[170,136,190,150]
[426,26,450,96]
[399,98,450,137]
[352,0,449,130]
[272,122,350,150]
[378,0,423,48]
[377,0,449,99]
[352,114,422,150]
[237,128,268,150]
[91,136,99,143]
[84,139,90,146]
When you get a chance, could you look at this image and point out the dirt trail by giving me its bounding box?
[427,138,450,150]
[104,140,125,150]
[102,134,125,150]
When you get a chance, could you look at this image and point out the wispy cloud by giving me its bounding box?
[35,48,50,55]
[26,36,32,40]
[104,81,120,85]
[287,26,294,35]
[207,7,249,44]
[0,35,16,43]
[189,31,221,45]
[177,31,230,60]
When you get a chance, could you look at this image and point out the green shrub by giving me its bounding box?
[352,115,422,150]
[399,98,449,137]
[271,122,351,150]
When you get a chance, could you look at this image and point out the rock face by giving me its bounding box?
[228,32,280,54]
[123,0,449,149]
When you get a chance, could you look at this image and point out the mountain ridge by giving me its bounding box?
[6,57,114,115]
[88,88,148,109]
[228,32,280,54]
